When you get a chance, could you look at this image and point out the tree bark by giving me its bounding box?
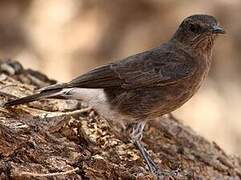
[0,60,240,180]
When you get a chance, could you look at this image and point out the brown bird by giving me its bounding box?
[4,14,225,177]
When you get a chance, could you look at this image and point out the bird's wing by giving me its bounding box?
[113,49,198,89]
[42,48,197,91]
[66,64,123,88]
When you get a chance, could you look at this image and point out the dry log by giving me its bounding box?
[0,60,240,180]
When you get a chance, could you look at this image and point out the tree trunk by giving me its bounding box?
[0,60,240,180]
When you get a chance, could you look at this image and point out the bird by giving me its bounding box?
[4,14,225,177]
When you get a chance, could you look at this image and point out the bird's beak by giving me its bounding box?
[211,25,226,34]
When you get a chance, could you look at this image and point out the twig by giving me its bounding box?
[0,91,18,99]
[39,107,92,119]
[20,167,79,177]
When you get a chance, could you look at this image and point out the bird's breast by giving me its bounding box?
[149,57,212,117]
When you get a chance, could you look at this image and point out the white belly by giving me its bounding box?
[61,88,127,128]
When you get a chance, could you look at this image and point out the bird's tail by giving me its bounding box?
[4,89,62,107]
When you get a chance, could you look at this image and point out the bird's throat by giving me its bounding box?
[190,35,216,59]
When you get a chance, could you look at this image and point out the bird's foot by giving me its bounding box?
[141,145,181,178]
[134,139,162,177]
[130,122,161,177]
[130,122,181,178]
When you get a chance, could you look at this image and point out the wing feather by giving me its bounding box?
[42,46,197,92]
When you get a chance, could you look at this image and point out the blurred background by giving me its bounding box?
[0,0,240,155]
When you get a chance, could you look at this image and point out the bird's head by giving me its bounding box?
[172,14,225,55]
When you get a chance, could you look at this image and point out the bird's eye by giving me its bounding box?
[189,24,201,33]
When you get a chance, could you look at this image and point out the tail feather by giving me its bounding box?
[4,89,62,107]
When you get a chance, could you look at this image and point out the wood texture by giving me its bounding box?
[0,60,240,179]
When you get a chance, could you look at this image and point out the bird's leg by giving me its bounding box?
[130,121,162,176]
